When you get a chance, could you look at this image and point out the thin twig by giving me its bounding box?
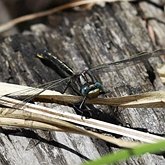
[0,108,140,148]
[0,0,134,33]
[1,82,165,108]
[0,96,163,143]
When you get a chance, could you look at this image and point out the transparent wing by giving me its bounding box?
[88,49,165,74]
[4,77,70,98]
[0,77,71,110]
[2,49,165,109]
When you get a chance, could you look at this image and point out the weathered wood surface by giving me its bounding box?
[0,1,165,165]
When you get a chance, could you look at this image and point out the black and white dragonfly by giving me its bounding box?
[2,48,165,116]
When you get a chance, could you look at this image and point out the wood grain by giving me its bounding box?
[0,2,165,164]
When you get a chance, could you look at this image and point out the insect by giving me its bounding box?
[2,48,165,116]
[36,49,105,108]
[35,48,165,99]
[2,48,165,152]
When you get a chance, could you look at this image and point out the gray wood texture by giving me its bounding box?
[0,1,165,165]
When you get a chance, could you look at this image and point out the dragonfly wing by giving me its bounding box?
[0,77,71,111]
[88,49,165,75]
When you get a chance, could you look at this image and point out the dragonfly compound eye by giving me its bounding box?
[81,85,90,96]
[94,82,103,89]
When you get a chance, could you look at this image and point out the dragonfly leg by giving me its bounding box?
[79,96,87,109]
[73,103,92,119]
[73,105,84,116]
[79,96,93,119]
[62,79,71,94]
[80,105,92,119]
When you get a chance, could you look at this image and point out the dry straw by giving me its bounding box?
[0,0,134,33]
[0,82,164,148]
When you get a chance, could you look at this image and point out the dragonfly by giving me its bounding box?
[2,48,165,151]
[35,48,165,104]
[36,49,105,108]
[2,48,165,115]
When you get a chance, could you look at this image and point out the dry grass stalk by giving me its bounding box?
[0,107,140,148]
[1,82,165,108]
[0,117,62,131]
[0,0,134,33]
[0,94,164,144]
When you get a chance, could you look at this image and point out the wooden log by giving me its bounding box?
[0,2,165,165]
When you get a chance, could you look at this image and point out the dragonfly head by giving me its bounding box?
[80,82,103,98]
